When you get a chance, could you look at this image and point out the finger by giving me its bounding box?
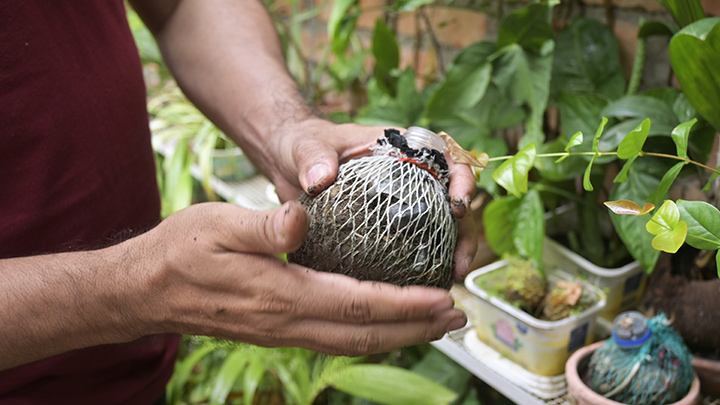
[326,123,393,162]
[219,201,309,255]
[283,268,456,323]
[446,154,476,219]
[453,212,477,281]
[281,308,467,357]
[294,137,339,196]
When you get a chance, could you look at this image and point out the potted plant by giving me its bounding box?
[463,255,606,378]
[165,336,462,405]
[565,341,701,405]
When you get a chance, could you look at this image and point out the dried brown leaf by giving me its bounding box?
[439,131,488,169]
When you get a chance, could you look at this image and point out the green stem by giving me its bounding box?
[627,23,646,96]
[643,152,720,175]
[487,151,616,162]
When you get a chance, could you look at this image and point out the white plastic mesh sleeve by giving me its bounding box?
[289,152,457,288]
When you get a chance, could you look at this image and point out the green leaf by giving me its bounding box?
[327,0,359,55]
[647,162,686,207]
[592,116,608,152]
[602,96,678,128]
[411,348,471,395]
[243,358,267,405]
[492,42,554,148]
[656,0,706,28]
[513,189,545,267]
[483,196,521,256]
[704,169,720,191]
[565,131,584,150]
[671,118,697,159]
[583,154,597,191]
[647,200,680,235]
[210,349,250,405]
[328,364,457,405]
[163,138,195,216]
[677,199,720,250]
[372,19,400,96]
[273,361,305,405]
[716,250,720,278]
[497,1,556,53]
[669,18,720,132]
[638,20,678,37]
[492,143,536,197]
[424,42,494,120]
[166,345,215,404]
[651,220,687,253]
[551,18,625,99]
[556,131,583,163]
[617,118,651,159]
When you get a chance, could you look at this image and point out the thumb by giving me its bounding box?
[225,201,309,255]
[295,138,339,196]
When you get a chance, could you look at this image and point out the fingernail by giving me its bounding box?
[450,197,466,219]
[447,315,467,331]
[464,195,472,210]
[306,164,330,194]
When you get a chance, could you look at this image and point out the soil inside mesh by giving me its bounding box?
[288,180,454,289]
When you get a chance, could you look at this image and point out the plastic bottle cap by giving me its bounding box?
[611,311,651,348]
[403,127,447,152]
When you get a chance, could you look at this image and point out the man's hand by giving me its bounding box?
[269,118,479,281]
[131,202,467,356]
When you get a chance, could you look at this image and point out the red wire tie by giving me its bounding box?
[396,157,439,179]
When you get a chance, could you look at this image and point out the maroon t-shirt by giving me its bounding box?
[0,1,179,402]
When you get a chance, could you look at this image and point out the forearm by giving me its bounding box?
[0,242,154,370]
[134,0,314,184]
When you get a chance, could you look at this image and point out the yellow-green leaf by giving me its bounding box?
[646,200,680,235]
[651,220,687,253]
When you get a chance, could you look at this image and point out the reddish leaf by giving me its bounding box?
[604,200,647,216]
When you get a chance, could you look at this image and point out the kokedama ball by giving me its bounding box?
[288,127,458,289]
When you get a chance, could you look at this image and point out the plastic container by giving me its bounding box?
[544,238,647,321]
[403,126,447,152]
[464,260,606,377]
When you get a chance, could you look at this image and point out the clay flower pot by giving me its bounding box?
[692,356,720,396]
[565,341,701,405]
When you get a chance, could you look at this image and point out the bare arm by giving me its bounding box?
[130,0,478,277]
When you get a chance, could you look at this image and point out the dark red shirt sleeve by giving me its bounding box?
[0,1,178,402]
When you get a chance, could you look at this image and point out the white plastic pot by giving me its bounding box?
[464,260,606,377]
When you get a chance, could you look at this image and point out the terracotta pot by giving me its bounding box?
[565,341,701,405]
[692,355,720,396]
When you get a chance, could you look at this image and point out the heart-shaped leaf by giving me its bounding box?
[647,200,680,235]
[651,220,687,253]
